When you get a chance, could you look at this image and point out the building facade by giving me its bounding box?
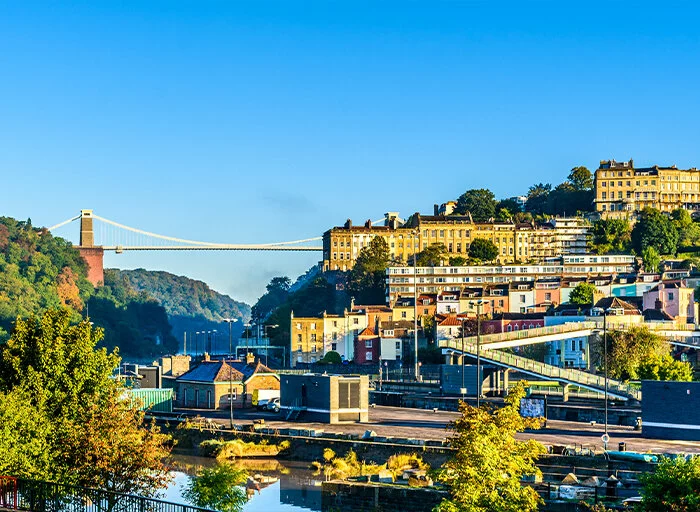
[594,159,700,218]
[323,213,590,271]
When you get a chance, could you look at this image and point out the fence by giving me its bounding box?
[0,478,213,512]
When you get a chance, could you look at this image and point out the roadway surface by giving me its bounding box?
[182,405,700,454]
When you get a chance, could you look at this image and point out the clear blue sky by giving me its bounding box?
[2,1,700,304]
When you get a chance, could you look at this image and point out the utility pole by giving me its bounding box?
[223,318,235,429]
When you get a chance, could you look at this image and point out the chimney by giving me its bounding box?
[344,218,352,229]
[246,352,256,365]
[434,204,439,216]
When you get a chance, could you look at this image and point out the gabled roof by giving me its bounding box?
[594,296,640,314]
[177,361,245,383]
[438,316,463,327]
[357,327,377,337]
[490,312,545,321]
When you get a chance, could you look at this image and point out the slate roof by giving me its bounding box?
[594,296,641,314]
[176,359,276,383]
[643,309,675,322]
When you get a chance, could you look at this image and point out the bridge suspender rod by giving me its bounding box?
[46,215,81,231]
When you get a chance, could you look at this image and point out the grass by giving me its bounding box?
[199,438,291,461]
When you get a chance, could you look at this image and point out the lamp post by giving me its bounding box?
[476,300,487,407]
[461,318,467,402]
[603,308,609,441]
[412,230,419,381]
[195,331,200,357]
[223,319,236,429]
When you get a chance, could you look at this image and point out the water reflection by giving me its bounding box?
[166,453,323,512]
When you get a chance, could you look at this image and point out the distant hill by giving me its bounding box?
[109,269,251,354]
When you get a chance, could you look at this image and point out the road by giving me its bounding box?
[183,405,700,454]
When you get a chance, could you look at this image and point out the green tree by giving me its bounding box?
[455,189,497,221]
[319,350,342,364]
[672,208,700,247]
[184,464,248,512]
[637,354,693,381]
[568,166,593,191]
[468,238,499,262]
[631,207,679,255]
[496,198,522,215]
[347,237,390,304]
[416,243,448,266]
[642,246,661,273]
[602,326,671,381]
[590,219,632,254]
[638,455,700,511]
[524,183,551,215]
[0,310,171,493]
[434,383,546,512]
[449,256,468,266]
[569,282,597,306]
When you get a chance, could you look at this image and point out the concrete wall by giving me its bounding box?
[643,380,700,441]
[280,374,369,423]
[322,481,447,512]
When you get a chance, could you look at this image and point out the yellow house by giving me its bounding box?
[290,313,325,367]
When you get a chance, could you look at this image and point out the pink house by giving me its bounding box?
[642,281,696,323]
[482,313,545,334]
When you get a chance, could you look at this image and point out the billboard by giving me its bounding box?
[520,397,546,418]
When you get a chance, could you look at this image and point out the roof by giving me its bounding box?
[176,359,276,384]
[438,316,463,327]
[490,312,545,321]
[643,309,675,322]
[357,327,377,337]
[176,361,245,383]
[594,296,640,314]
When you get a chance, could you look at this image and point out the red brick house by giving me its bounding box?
[354,327,380,364]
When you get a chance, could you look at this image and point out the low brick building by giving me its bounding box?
[176,354,279,410]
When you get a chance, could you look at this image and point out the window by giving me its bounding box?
[668,292,674,301]
[310,323,316,330]
[365,340,373,348]
[571,340,576,351]
[310,333,317,342]
[296,323,301,330]
[545,292,551,301]
[520,294,526,303]
[297,344,302,352]
[396,341,401,350]
[366,351,373,361]
[297,334,302,342]
[311,345,317,353]
[331,343,337,351]
[333,321,338,327]
[353,318,359,325]
[401,311,407,318]
[332,332,338,340]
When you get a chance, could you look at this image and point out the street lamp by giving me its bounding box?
[412,230,419,381]
[461,317,468,402]
[475,300,487,407]
[223,318,237,429]
[195,331,200,357]
[603,307,609,442]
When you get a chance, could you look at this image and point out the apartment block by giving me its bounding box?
[323,213,590,271]
[594,158,700,218]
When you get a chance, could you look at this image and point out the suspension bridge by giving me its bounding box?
[48,210,325,252]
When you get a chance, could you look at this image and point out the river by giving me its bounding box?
[163,453,324,511]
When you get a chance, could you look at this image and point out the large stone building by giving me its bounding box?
[594,158,700,218]
[322,212,590,271]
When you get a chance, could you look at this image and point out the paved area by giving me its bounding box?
[181,405,700,454]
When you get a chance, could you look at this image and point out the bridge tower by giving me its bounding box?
[77,209,104,286]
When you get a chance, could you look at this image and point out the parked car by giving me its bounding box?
[266,397,280,413]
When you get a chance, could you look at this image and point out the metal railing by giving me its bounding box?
[451,322,597,347]
[1,478,214,512]
[440,338,641,400]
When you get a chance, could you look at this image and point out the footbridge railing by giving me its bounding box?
[0,477,213,512]
[439,338,641,401]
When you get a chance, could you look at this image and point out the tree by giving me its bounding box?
[638,455,700,511]
[455,189,497,221]
[590,219,632,254]
[631,207,679,255]
[496,198,522,215]
[449,256,468,266]
[569,282,597,306]
[642,246,661,273]
[416,243,448,266]
[434,383,546,512]
[637,354,693,381]
[672,208,700,247]
[601,326,671,381]
[468,238,499,262]
[0,310,172,493]
[184,464,248,512]
[319,350,342,364]
[347,237,390,304]
[568,166,593,191]
[524,183,551,215]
